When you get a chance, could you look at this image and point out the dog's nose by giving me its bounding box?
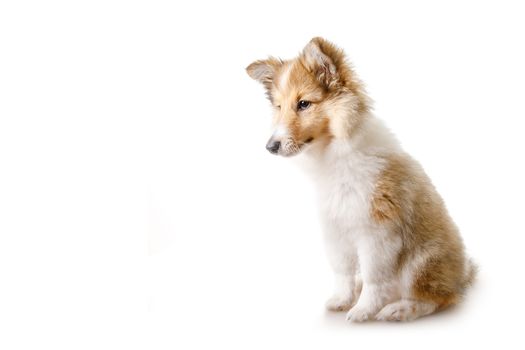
[266,140,281,155]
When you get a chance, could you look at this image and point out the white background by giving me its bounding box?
[1,1,525,349]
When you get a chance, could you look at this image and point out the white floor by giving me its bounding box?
[145,220,511,349]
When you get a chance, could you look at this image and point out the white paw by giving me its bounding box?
[345,305,375,322]
[375,303,413,322]
[325,295,353,311]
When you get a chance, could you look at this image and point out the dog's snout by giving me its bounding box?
[266,140,281,155]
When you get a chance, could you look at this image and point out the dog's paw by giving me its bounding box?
[325,295,353,312]
[375,303,410,321]
[375,300,435,322]
[345,305,375,322]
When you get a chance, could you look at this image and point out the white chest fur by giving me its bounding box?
[299,117,398,232]
[314,142,386,233]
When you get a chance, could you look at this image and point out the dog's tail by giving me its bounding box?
[462,257,478,290]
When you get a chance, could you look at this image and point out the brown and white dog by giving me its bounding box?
[246,37,476,322]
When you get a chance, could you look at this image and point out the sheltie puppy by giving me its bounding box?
[246,37,476,322]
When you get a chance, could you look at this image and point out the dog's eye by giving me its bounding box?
[297,100,311,111]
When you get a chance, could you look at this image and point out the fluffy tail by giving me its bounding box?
[462,258,478,289]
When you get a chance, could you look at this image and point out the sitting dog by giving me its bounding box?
[246,37,476,321]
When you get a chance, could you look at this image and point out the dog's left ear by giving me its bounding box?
[246,57,282,86]
[302,37,344,88]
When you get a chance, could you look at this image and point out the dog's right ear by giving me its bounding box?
[246,57,282,86]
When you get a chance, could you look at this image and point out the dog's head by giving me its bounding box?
[246,37,369,157]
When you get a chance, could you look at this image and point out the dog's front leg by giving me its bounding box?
[323,224,359,311]
[345,228,401,322]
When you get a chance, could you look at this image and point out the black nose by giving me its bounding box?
[266,140,281,154]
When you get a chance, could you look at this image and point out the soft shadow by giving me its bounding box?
[320,302,464,329]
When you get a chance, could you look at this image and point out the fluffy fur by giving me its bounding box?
[246,37,476,322]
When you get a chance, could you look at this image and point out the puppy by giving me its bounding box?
[246,37,476,322]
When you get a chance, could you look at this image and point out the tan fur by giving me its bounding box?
[371,154,476,309]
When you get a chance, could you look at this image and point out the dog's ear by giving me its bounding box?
[246,57,282,86]
[301,37,344,88]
